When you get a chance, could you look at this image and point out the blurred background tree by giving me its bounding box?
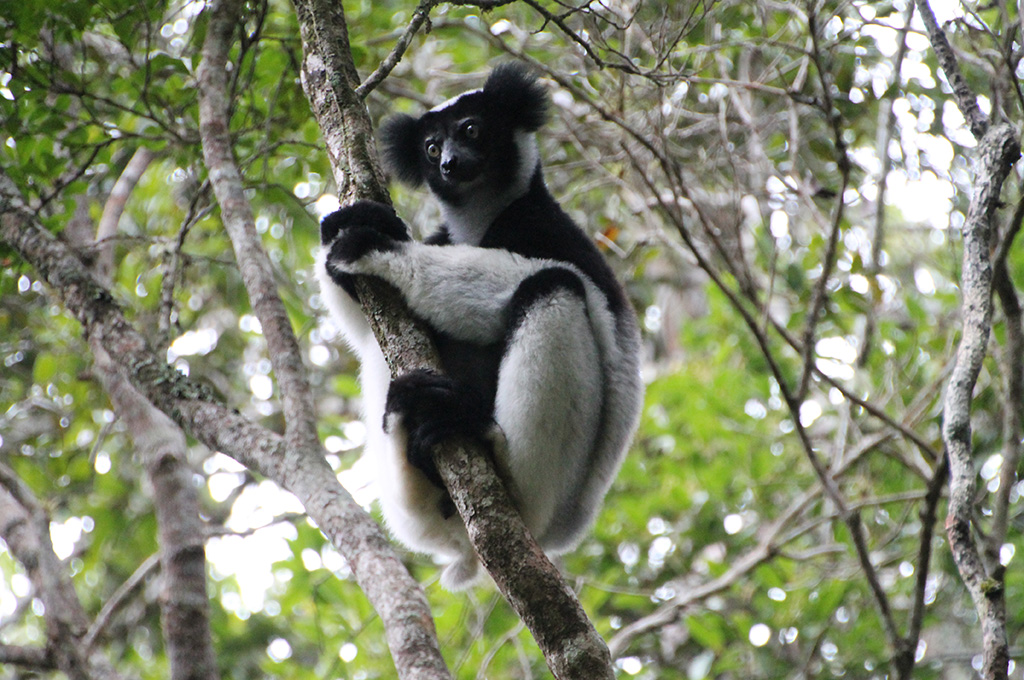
[1,0,1022,678]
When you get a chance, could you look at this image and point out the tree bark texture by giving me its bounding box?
[941,123,1019,680]
[93,346,220,680]
[0,468,125,680]
[197,4,452,678]
[913,0,988,140]
[0,174,450,680]
[73,140,223,680]
[197,0,320,455]
[288,0,617,676]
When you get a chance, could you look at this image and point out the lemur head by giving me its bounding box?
[379,64,549,209]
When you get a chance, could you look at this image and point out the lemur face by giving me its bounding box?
[417,93,493,204]
[378,64,548,208]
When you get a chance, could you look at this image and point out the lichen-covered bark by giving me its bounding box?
[941,123,1020,680]
[93,346,220,680]
[0,175,449,680]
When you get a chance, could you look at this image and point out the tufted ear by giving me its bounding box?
[483,63,549,132]
[378,113,425,186]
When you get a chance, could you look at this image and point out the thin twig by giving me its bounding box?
[898,457,947,679]
[859,1,915,366]
[796,5,852,401]
[83,554,161,652]
[356,0,441,99]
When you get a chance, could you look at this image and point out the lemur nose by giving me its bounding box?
[441,156,458,175]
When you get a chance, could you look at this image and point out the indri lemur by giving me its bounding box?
[315,64,643,589]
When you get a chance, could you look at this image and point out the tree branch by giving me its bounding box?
[609,428,894,658]
[93,345,220,680]
[83,554,161,652]
[75,137,220,680]
[356,0,440,99]
[289,1,617,677]
[859,1,915,367]
[629,145,905,665]
[197,0,320,455]
[0,465,125,680]
[0,643,56,669]
[914,0,989,140]
[94,146,154,282]
[989,187,1024,562]
[796,6,852,401]
[941,122,1019,680]
[0,174,450,680]
[896,457,947,679]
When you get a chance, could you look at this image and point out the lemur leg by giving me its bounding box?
[363,364,485,589]
[493,268,603,548]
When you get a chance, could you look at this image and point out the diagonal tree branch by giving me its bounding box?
[77,145,220,680]
[914,0,989,140]
[356,0,440,99]
[83,554,161,652]
[0,174,450,680]
[197,0,320,455]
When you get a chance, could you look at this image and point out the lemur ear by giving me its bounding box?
[378,113,425,186]
[483,63,549,132]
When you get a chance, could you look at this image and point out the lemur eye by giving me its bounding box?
[463,122,479,140]
[425,141,441,159]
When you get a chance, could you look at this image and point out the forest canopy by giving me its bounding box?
[1,0,1023,678]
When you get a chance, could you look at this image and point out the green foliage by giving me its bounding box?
[2,0,1023,678]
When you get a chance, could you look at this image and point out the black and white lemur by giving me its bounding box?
[315,64,643,589]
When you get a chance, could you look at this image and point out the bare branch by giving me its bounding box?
[356,0,441,99]
[94,146,155,282]
[898,458,947,679]
[989,187,1024,561]
[914,0,989,139]
[795,6,852,401]
[942,122,1019,680]
[0,465,126,680]
[288,0,390,203]
[93,344,219,680]
[289,0,618,676]
[609,427,894,659]
[521,0,613,70]
[859,1,915,367]
[0,176,450,680]
[632,142,905,665]
[83,554,161,652]
[608,539,775,657]
[72,136,221,680]
[198,0,320,454]
[0,643,56,669]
